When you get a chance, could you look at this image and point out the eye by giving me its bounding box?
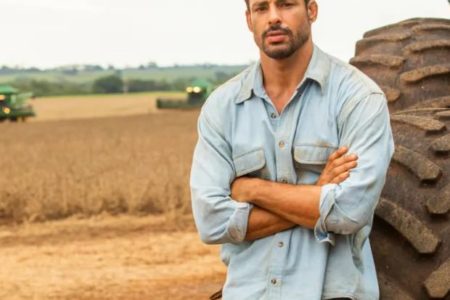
[254,5,268,12]
[279,1,295,8]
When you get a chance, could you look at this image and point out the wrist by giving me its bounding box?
[316,175,326,186]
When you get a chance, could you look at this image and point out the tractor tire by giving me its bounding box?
[350,18,450,112]
[351,18,450,299]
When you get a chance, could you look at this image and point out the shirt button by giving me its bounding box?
[278,141,285,149]
[270,112,277,119]
[271,278,277,285]
[278,241,284,248]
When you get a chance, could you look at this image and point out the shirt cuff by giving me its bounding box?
[314,183,337,246]
[227,202,253,243]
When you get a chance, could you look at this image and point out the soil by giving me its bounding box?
[0,215,226,300]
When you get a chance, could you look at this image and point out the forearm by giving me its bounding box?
[231,148,359,238]
[245,206,295,241]
[251,179,321,229]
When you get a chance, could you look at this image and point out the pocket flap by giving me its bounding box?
[233,149,266,177]
[294,145,336,165]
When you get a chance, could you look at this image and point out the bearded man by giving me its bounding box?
[190,0,394,299]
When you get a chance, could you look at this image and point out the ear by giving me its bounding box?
[246,10,254,33]
[306,0,318,23]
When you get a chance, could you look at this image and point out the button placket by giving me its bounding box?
[274,107,292,189]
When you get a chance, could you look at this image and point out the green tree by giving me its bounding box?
[92,75,124,94]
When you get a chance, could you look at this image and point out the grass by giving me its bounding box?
[0,110,199,224]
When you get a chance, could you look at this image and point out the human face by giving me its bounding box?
[246,0,316,60]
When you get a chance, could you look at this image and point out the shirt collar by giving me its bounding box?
[235,44,330,104]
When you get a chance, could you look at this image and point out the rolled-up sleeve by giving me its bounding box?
[314,93,394,252]
[190,107,252,245]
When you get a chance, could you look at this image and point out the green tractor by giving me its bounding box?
[0,85,35,122]
[156,79,213,109]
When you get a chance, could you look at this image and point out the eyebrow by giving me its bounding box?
[251,0,296,9]
[251,0,268,9]
[276,0,298,4]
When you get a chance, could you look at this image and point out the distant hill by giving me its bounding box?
[0,64,248,84]
[0,64,249,97]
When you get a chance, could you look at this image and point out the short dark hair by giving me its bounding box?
[244,0,310,10]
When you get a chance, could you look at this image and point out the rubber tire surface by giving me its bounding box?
[351,18,450,299]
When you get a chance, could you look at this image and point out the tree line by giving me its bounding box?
[7,71,235,97]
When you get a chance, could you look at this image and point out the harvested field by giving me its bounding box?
[31,92,185,122]
[0,110,199,223]
[0,97,227,299]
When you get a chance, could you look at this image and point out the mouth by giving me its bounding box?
[264,29,289,44]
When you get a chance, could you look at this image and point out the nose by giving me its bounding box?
[268,5,281,25]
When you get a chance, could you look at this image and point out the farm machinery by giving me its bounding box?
[0,85,35,122]
[349,17,449,299]
[156,79,213,109]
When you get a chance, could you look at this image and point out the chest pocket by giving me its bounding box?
[233,148,266,178]
[294,145,336,176]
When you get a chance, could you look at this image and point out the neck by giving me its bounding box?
[260,40,314,92]
[259,40,314,113]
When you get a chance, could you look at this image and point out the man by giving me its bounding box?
[190,0,394,299]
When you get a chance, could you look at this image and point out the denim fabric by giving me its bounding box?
[190,45,394,300]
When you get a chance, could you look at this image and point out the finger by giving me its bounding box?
[328,146,348,162]
[330,153,358,168]
[330,160,358,176]
[331,171,350,184]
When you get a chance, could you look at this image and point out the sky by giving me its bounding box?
[1,0,449,68]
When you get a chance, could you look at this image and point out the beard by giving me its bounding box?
[260,23,310,59]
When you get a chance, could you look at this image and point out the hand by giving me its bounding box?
[316,147,358,186]
[231,177,260,202]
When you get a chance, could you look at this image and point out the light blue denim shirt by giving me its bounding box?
[190,45,394,300]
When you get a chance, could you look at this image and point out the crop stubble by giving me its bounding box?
[30,92,184,122]
[0,99,228,299]
[0,110,198,223]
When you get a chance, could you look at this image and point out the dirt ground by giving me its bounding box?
[0,215,226,300]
